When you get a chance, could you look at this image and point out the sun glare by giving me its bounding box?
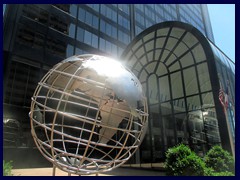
[83,56,125,77]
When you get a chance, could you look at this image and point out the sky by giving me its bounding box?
[207,4,235,62]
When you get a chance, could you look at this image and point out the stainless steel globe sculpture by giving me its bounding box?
[29,54,148,175]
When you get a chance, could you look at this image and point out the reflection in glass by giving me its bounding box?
[186,106,220,155]
[173,98,186,113]
[159,76,170,102]
[148,74,158,105]
[77,27,84,42]
[175,113,187,143]
[171,71,183,99]
[192,44,206,62]
[187,95,200,111]
[66,44,74,58]
[197,63,212,92]
[70,4,77,17]
[184,67,199,96]
[161,101,172,116]
[201,92,215,106]
[68,23,76,38]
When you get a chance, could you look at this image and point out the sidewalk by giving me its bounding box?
[12,167,166,176]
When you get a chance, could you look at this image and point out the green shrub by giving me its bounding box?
[211,171,234,176]
[3,160,13,176]
[204,146,235,174]
[165,144,206,176]
[203,167,215,176]
[203,167,234,176]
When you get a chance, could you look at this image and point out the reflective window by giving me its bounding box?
[66,44,74,57]
[175,113,187,132]
[100,20,117,38]
[106,41,111,52]
[179,51,194,68]
[99,38,105,51]
[144,6,155,21]
[163,114,175,134]
[77,27,84,42]
[118,4,130,15]
[75,47,83,55]
[68,23,75,38]
[77,28,98,49]
[173,98,186,114]
[85,11,93,25]
[151,105,161,127]
[118,30,130,44]
[79,8,99,29]
[91,33,98,49]
[201,92,215,107]
[118,47,124,57]
[154,135,162,151]
[106,23,111,35]
[202,107,220,144]
[135,4,144,11]
[84,30,98,49]
[145,20,154,28]
[197,63,212,92]
[70,4,77,17]
[161,102,172,116]
[141,134,151,151]
[86,4,99,12]
[118,14,130,30]
[135,26,144,36]
[186,109,205,145]
[192,44,206,62]
[78,7,85,22]
[171,71,183,99]
[159,76,170,102]
[100,19,105,32]
[183,67,199,96]
[100,5,117,21]
[135,11,145,26]
[99,38,117,55]
[92,15,99,29]
[187,95,201,111]
[120,20,229,164]
[168,61,180,72]
[148,74,158,105]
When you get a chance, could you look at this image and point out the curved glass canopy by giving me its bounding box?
[121,21,235,164]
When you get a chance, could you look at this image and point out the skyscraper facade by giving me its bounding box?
[3,4,234,167]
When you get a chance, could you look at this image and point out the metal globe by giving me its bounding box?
[29,54,148,175]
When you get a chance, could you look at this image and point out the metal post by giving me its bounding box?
[52,165,56,176]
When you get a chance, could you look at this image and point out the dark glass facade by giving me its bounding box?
[3,4,234,168]
[121,21,235,166]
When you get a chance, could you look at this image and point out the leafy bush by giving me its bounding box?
[211,171,234,176]
[204,167,234,176]
[204,145,235,174]
[203,167,215,176]
[164,144,234,176]
[3,160,13,176]
[165,144,206,176]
